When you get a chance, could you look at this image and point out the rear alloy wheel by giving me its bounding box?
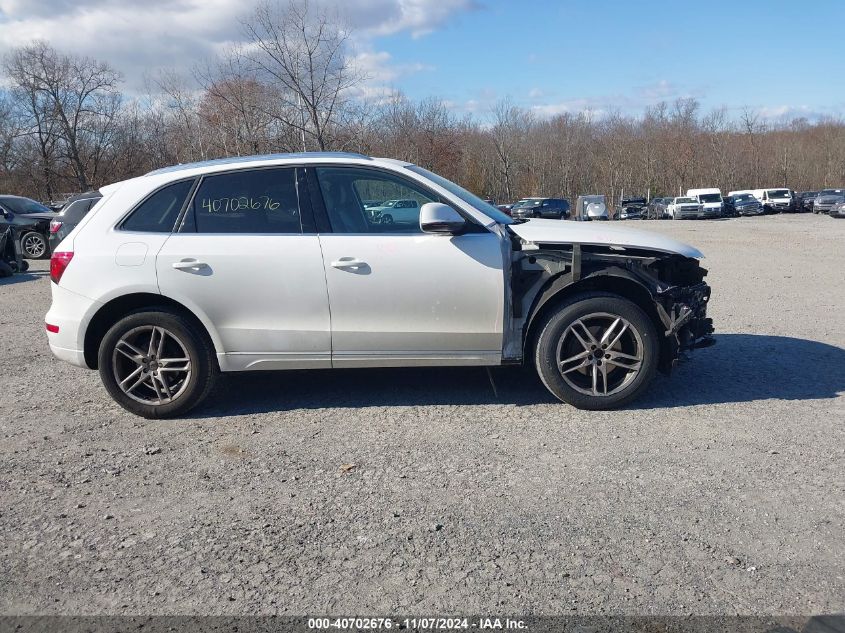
[21,231,47,259]
[98,310,216,418]
[535,293,658,410]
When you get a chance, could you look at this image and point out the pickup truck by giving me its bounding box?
[45,153,715,418]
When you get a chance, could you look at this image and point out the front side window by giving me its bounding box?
[315,167,436,233]
[122,180,194,232]
[186,167,301,234]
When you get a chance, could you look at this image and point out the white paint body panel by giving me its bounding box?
[509,219,704,258]
[319,232,504,366]
[156,233,332,369]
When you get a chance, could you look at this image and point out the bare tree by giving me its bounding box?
[4,42,122,191]
[242,0,362,151]
[491,98,532,201]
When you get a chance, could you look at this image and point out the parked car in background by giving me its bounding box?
[724,193,764,216]
[366,199,421,226]
[829,200,845,219]
[574,195,608,221]
[48,191,103,253]
[667,197,704,220]
[795,191,818,212]
[646,197,670,219]
[686,188,723,218]
[496,203,514,216]
[510,197,570,219]
[45,152,714,417]
[0,195,55,259]
[812,189,845,214]
[616,197,647,220]
[753,188,793,213]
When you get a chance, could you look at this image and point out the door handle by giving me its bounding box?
[330,257,366,269]
[172,259,208,270]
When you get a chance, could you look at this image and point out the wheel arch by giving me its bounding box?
[83,292,220,370]
[523,272,669,369]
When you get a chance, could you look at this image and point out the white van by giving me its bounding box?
[753,188,793,213]
[686,188,723,218]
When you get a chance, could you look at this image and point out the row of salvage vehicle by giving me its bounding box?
[496,187,845,222]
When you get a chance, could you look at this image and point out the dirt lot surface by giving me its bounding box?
[1,214,843,616]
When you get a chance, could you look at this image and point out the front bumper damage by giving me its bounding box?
[654,281,715,369]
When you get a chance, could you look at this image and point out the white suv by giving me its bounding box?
[46,152,715,417]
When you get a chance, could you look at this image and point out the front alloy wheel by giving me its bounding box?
[535,293,658,409]
[99,309,216,418]
[556,312,644,397]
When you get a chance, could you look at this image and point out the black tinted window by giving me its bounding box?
[122,180,193,232]
[188,168,301,234]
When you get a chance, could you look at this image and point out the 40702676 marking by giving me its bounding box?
[200,196,281,213]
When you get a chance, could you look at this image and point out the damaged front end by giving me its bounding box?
[506,235,715,374]
[648,255,715,371]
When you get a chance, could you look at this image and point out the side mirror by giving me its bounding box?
[419,202,466,235]
[2,210,14,221]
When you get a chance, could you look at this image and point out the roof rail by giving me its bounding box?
[145,151,372,176]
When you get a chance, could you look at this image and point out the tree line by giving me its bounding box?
[1,0,844,205]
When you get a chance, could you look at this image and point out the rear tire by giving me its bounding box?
[21,231,47,259]
[534,293,659,410]
[98,309,216,418]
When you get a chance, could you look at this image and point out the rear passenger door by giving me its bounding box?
[156,167,331,370]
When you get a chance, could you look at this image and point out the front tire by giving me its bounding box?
[98,309,216,418]
[534,293,659,410]
[21,231,48,259]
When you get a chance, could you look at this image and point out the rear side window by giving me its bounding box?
[122,180,193,232]
[184,167,301,234]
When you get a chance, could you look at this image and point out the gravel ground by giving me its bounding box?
[0,214,843,617]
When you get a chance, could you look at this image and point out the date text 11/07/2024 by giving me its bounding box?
[306,617,527,630]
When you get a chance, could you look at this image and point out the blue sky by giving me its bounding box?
[368,0,845,121]
[2,0,843,122]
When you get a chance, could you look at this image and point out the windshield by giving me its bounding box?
[407,165,513,224]
[820,189,844,196]
[734,194,754,202]
[1,197,51,214]
[698,193,722,203]
[767,189,790,198]
[675,197,698,204]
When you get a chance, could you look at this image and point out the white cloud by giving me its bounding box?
[0,0,473,92]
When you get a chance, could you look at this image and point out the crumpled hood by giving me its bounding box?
[508,219,704,259]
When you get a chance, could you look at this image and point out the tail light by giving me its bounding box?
[49,220,63,234]
[50,251,74,284]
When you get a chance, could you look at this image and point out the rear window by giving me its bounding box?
[121,180,194,233]
[60,198,99,223]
